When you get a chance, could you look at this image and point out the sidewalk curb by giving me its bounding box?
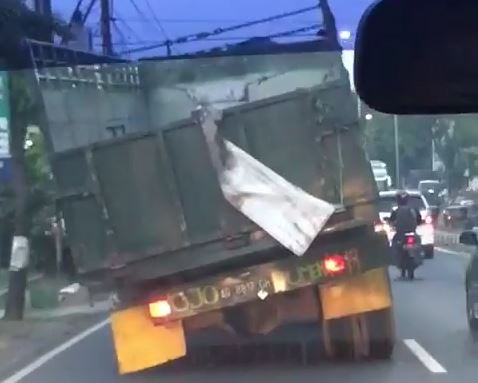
[0,300,110,320]
[435,246,471,258]
[435,230,461,246]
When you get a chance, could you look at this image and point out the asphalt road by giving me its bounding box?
[4,248,478,383]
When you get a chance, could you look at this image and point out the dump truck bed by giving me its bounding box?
[32,45,379,288]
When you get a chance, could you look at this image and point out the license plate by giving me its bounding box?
[167,276,275,318]
[161,247,361,321]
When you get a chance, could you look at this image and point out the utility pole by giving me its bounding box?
[32,0,53,42]
[0,64,29,321]
[166,41,172,56]
[100,0,113,55]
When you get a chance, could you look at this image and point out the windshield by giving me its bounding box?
[378,195,427,212]
[0,1,477,381]
[419,181,439,189]
[422,192,440,207]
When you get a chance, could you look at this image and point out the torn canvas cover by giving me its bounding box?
[219,140,335,256]
[194,105,335,256]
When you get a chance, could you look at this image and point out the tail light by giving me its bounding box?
[374,222,385,233]
[149,297,172,319]
[375,220,390,233]
[406,235,416,246]
[323,254,346,274]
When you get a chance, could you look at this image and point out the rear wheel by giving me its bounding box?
[424,245,434,259]
[367,308,395,359]
[323,308,394,360]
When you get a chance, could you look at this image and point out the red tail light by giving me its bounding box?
[374,223,385,233]
[323,255,346,274]
[149,298,172,319]
[406,235,416,246]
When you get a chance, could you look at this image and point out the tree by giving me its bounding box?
[431,116,478,197]
[1,0,69,320]
[364,102,478,193]
[364,109,435,184]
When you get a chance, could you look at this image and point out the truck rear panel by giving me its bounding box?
[32,45,379,286]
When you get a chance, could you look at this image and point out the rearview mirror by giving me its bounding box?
[354,0,478,114]
[460,231,478,246]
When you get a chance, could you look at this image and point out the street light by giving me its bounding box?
[24,139,33,150]
[339,30,352,40]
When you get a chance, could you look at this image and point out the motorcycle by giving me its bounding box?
[393,232,423,280]
[383,217,424,280]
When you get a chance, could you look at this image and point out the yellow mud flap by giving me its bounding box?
[110,306,186,375]
[319,268,392,320]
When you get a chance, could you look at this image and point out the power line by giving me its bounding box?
[113,9,143,42]
[111,18,128,52]
[113,17,320,24]
[189,24,322,55]
[126,0,174,55]
[128,0,149,21]
[96,33,320,46]
[120,4,320,55]
[143,0,177,55]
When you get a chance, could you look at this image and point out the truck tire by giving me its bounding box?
[322,315,355,359]
[323,308,394,360]
[366,308,395,359]
[423,245,434,259]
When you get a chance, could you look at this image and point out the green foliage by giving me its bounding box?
[364,110,434,181]
[1,0,66,258]
[25,129,51,187]
[10,74,53,232]
[0,0,70,43]
[27,137,54,240]
[364,102,478,192]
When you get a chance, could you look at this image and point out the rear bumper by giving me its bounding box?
[423,244,434,253]
[110,267,393,374]
[118,231,390,321]
[386,225,434,246]
[418,226,434,246]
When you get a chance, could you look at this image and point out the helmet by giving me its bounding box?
[396,191,409,206]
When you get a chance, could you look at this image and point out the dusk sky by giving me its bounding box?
[49,0,375,57]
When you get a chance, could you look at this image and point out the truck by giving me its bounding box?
[24,28,394,374]
[370,160,392,191]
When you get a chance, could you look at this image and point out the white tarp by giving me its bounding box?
[194,105,335,256]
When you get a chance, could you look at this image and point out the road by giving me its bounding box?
[4,248,478,383]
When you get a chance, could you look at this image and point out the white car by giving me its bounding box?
[377,190,435,259]
[370,160,392,191]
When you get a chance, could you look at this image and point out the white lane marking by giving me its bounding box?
[1,318,110,383]
[435,246,471,258]
[403,339,447,374]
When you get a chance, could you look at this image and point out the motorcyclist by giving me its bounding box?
[389,191,423,278]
